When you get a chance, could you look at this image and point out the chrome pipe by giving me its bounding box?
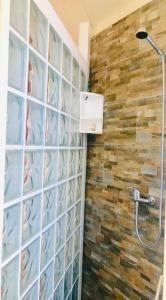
[147,36,164,56]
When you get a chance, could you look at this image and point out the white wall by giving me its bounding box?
[49,0,152,45]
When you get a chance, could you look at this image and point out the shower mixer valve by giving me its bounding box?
[132,188,155,206]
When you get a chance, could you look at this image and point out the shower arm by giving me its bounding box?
[132,54,165,249]
[147,36,164,56]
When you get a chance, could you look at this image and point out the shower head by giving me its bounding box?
[136,27,164,56]
[136,28,148,39]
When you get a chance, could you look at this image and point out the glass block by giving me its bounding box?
[2,204,20,261]
[55,215,65,253]
[76,176,82,201]
[41,225,55,270]
[22,282,38,300]
[67,179,76,209]
[77,150,83,174]
[24,151,43,194]
[78,132,83,147]
[49,26,61,71]
[72,58,79,89]
[75,202,81,229]
[26,100,44,145]
[58,150,69,181]
[70,119,78,146]
[45,109,59,146]
[59,114,70,146]
[73,253,79,283]
[54,279,64,300]
[8,32,27,91]
[1,256,19,300]
[67,292,72,300]
[71,88,80,118]
[66,208,74,237]
[44,150,57,186]
[80,70,86,91]
[40,263,54,300]
[28,50,46,101]
[6,92,23,145]
[61,79,71,113]
[54,248,64,287]
[65,237,73,269]
[69,150,77,177]
[30,0,47,57]
[56,183,67,217]
[72,279,79,300]
[42,188,56,228]
[4,150,22,201]
[10,0,28,38]
[62,44,71,81]
[74,227,80,254]
[64,265,72,299]
[20,238,40,294]
[47,67,60,108]
[22,194,41,245]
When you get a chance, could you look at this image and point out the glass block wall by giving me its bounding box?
[1,0,87,299]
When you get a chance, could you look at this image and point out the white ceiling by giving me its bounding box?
[49,0,152,44]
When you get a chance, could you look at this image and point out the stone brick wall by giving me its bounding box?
[82,0,166,299]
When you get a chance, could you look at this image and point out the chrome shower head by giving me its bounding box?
[136,27,164,56]
[136,28,148,39]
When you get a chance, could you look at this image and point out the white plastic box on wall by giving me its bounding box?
[79,92,104,134]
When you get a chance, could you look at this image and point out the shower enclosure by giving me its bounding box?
[82,1,166,298]
[0,0,88,299]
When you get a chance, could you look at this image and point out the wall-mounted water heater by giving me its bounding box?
[79,92,104,134]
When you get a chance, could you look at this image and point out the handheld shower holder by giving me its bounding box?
[132,188,155,206]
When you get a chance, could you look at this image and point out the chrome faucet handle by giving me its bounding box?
[128,187,139,198]
[132,188,140,201]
